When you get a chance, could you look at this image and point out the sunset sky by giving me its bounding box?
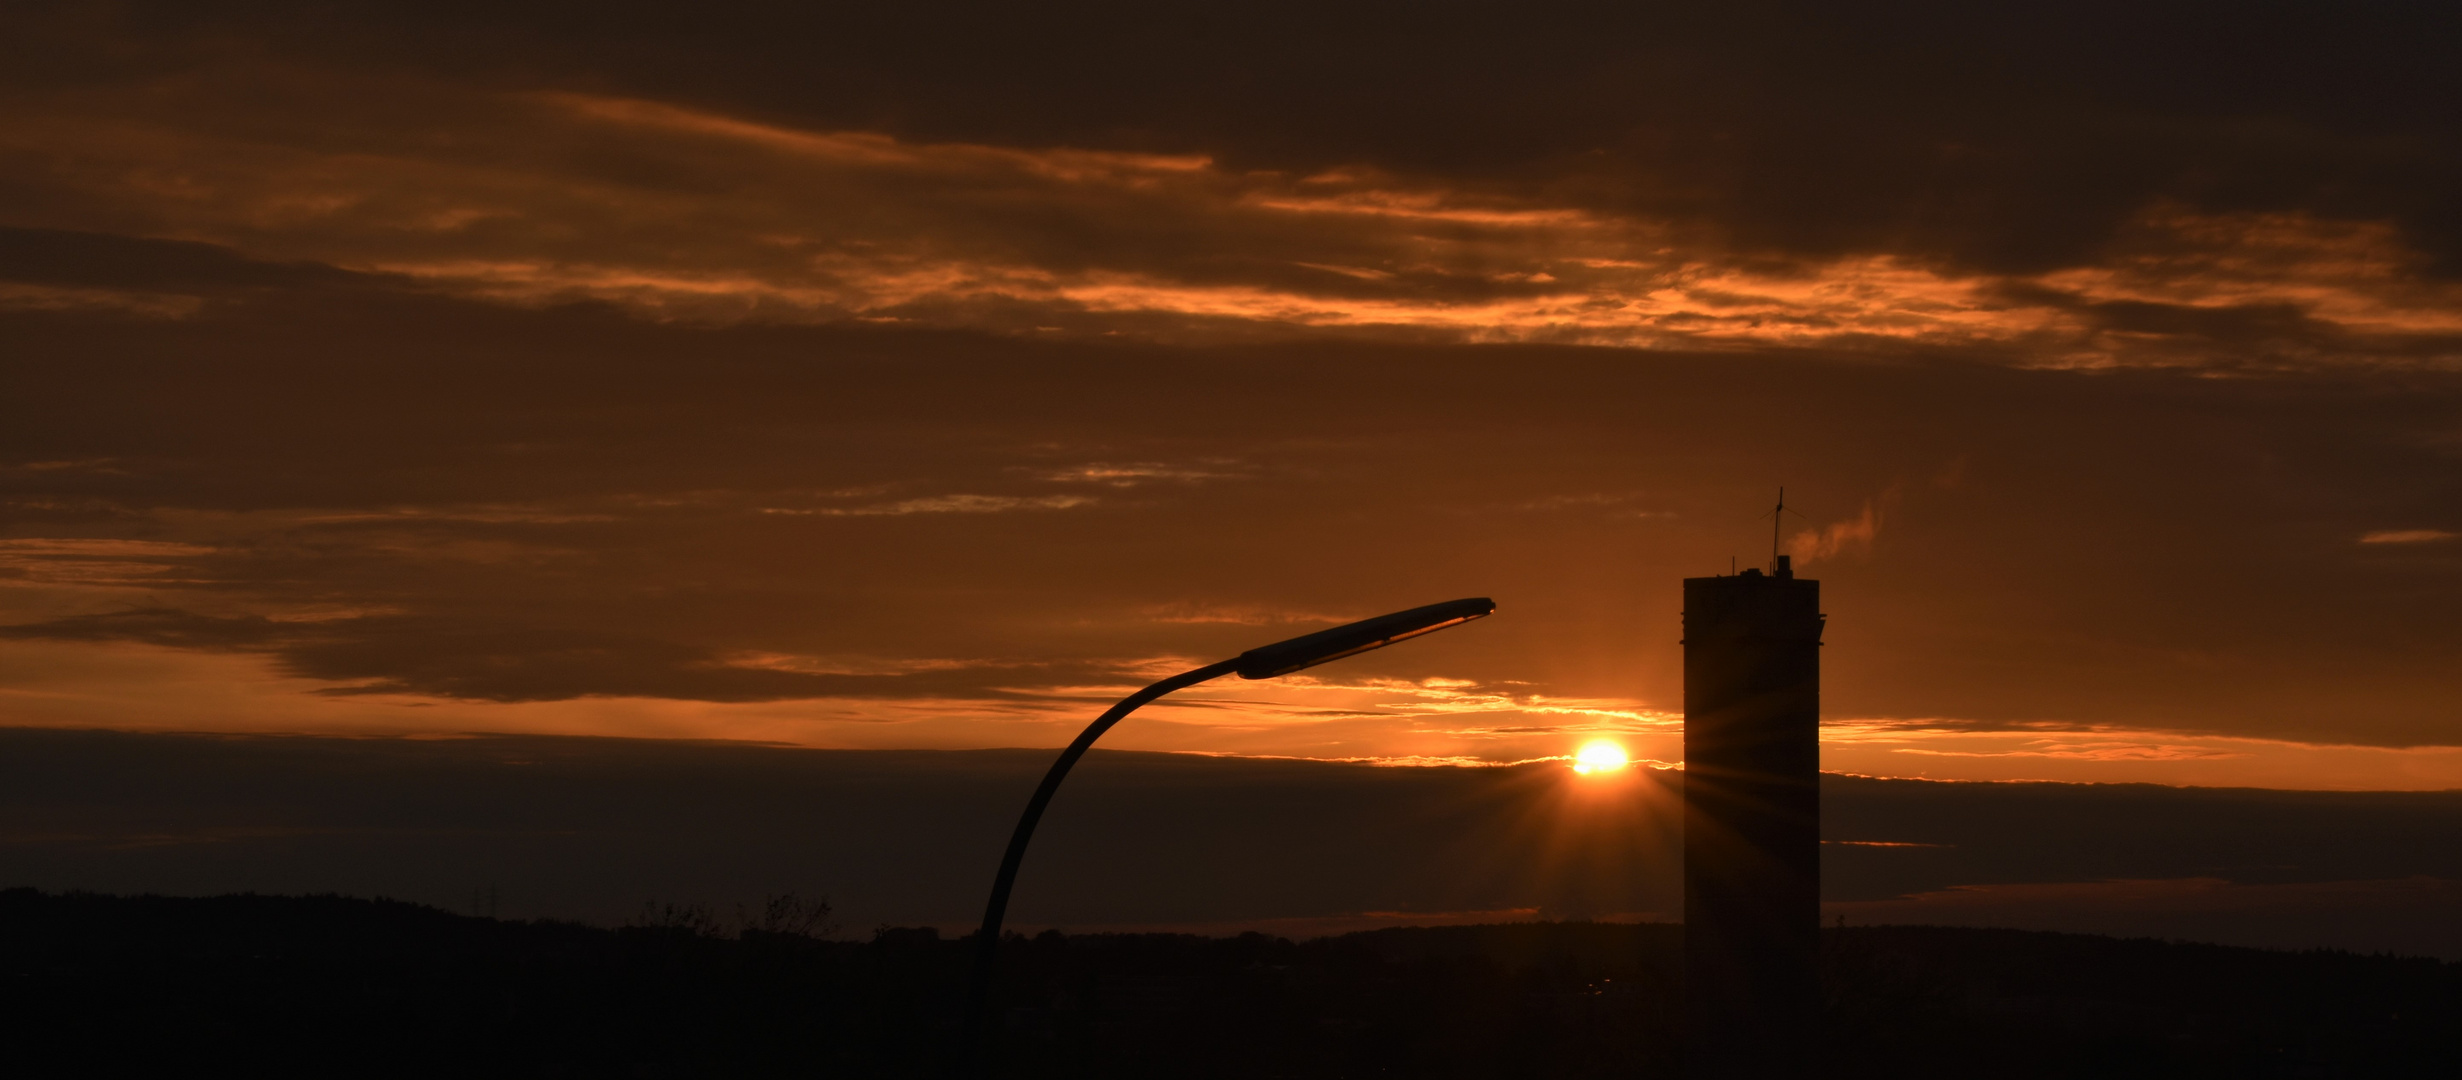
[5,2,2460,792]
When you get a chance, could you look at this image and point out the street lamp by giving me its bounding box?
[962,597,1497,1058]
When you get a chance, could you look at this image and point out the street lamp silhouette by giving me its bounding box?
[963,597,1497,1059]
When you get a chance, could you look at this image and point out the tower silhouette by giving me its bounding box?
[1682,552,1823,1078]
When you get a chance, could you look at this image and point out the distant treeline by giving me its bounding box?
[2,888,2454,1077]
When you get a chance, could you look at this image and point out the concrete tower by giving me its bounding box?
[1683,554,1823,1079]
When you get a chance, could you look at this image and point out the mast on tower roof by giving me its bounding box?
[1766,488,1803,578]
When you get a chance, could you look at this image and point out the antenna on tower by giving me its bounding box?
[1760,487,1804,576]
[1771,487,1784,570]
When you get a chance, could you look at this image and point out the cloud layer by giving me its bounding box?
[3,4,2459,778]
[6,5,2462,366]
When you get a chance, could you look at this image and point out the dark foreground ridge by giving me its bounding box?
[4,889,2455,1077]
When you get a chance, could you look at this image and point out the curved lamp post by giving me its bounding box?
[963,597,1496,1057]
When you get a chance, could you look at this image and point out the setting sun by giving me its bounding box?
[1572,739,1630,774]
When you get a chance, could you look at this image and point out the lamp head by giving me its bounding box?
[1233,597,1496,680]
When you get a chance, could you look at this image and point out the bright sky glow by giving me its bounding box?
[1573,739,1630,774]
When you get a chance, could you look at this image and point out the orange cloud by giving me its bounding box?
[5,73,2460,368]
[762,494,1097,517]
[1822,718,2462,790]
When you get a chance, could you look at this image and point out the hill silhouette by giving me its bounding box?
[4,888,2455,1077]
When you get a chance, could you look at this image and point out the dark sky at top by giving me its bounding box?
[17,2,2462,276]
